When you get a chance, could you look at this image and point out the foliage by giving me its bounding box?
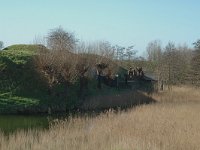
[0,45,47,113]
[191,39,200,85]
[0,41,3,50]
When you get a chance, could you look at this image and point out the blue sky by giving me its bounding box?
[1,0,200,54]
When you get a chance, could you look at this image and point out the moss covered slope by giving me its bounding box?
[0,45,49,113]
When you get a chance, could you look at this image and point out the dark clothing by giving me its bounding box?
[124,74,128,85]
[80,76,88,91]
[96,68,103,89]
[128,70,134,79]
[134,69,137,76]
[97,75,102,89]
[128,70,133,76]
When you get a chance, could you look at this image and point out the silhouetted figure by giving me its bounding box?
[106,69,112,78]
[136,67,144,77]
[97,66,103,89]
[96,63,109,89]
[105,69,112,86]
[115,74,119,89]
[124,74,128,85]
[133,69,137,76]
[128,67,134,79]
[160,80,164,91]
[79,66,89,94]
[141,70,144,77]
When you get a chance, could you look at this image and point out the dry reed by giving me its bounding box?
[1,86,200,150]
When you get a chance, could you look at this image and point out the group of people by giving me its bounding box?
[79,64,145,92]
[127,67,144,80]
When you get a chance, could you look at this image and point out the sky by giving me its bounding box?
[1,0,200,55]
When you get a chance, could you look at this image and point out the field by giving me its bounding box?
[0,86,200,150]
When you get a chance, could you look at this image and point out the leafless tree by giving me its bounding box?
[33,35,46,46]
[159,42,193,88]
[175,44,193,84]
[34,39,119,96]
[76,41,118,78]
[125,45,137,61]
[35,27,79,92]
[146,40,162,62]
[34,49,79,95]
[162,42,177,89]
[47,26,77,52]
[146,40,163,89]
[113,45,126,60]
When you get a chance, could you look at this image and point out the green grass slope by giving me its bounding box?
[0,45,50,113]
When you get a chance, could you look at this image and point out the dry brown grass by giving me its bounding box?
[1,86,200,150]
[153,85,200,103]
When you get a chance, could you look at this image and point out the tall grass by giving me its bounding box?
[1,86,200,150]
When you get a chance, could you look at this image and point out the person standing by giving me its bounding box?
[97,66,103,89]
[128,67,134,79]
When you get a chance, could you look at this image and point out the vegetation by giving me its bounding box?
[1,26,200,149]
[191,39,200,84]
[145,40,199,89]
[1,27,200,115]
[0,115,48,134]
[0,41,3,50]
[0,43,126,114]
[0,44,47,113]
[0,86,200,150]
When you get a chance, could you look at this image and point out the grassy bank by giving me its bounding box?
[0,86,200,150]
[0,45,43,113]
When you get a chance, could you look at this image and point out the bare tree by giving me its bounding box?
[175,44,193,84]
[145,40,194,89]
[33,35,46,46]
[113,45,126,60]
[86,41,115,60]
[47,26,77,52]
[125,45,137,61]
[146,40,163,89]
[146,40,162,62]
[76,41,118,78]
[161,42,193,87]
[34,49,79,96]
[163,42,177,88]
[34,39,119,96]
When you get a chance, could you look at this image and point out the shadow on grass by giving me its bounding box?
[75,90,156,114]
